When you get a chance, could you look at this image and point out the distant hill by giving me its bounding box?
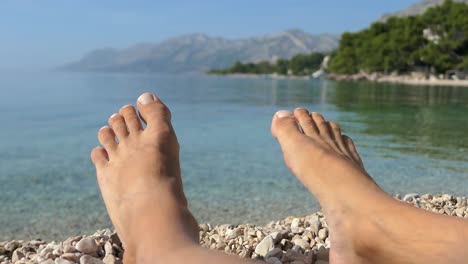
[379,0,468,21]
[61,29,339,73]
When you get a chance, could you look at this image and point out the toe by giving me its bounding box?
[98,126,117,153]
[294,108,319,136]
[343,135,364,168]
[271,110,301,140]
[311,112,332,138]
[329,121,347,154]
[90,146,108,168]
[108,113,128,139]
[119,105,143,133]
[136,93,172,131]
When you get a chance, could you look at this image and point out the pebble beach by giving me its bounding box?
[1,193,467,264]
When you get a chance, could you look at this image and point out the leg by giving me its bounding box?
[90,93,253,263]
[271,108,468,264]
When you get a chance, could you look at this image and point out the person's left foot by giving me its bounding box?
[90,93,199,262]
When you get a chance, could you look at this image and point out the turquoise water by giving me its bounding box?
[0,71,467,241]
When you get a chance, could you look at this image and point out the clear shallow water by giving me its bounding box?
[0,71,467,241]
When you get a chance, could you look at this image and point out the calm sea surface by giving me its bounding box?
[0,71,467,240]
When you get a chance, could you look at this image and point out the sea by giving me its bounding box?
[0,71,467,241]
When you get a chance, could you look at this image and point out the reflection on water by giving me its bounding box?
[0,72,467,241]
[331,81,468,160]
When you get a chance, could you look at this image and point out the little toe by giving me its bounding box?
[98,126,117,154]
[119,105,143,133]
[108,113,128,139]
[343,135,365,168]
[294,108,319,136]
[90,146,109,168]
[136,93,173,132]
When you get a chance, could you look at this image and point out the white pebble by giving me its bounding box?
[76,237,98,254]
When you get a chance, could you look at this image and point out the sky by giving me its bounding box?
[0,0,421,70]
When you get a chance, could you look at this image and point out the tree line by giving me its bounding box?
[208,53,324,76]
[329,0,468,74]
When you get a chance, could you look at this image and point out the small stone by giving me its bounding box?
[40,260,55,264]
[225,228,242,240]
[264,248,283,259]
[45,252,56,260]
[61,253,80,263]
[291,245,303,253]
[293,238,310,250]
[316,247,330,261]
[256,230,265,240]
[265,257,282,264]
[53,247,63,256]
[12,249,25,262]
[442,194,453,201]
[281,249,307,262]
[55,258,75,264]
[104,242,113,256]
[403,193,419,202]
[199,224,210,232]
[254,235,274,257]
[40,247,54,257]
[269,232,283,245]
[239,248,253,259]
[80,255,104,264]
[318,228,328,241]
[109,233,121,247]
[76,238,98,254]
[280,239,292,251]
[291,218,301,229]
[4,241,20,252]
[103,254,122,264]
[63,245,77,254]
[305,252,315,264]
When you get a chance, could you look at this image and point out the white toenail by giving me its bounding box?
[276,110,293,118]
[138,93,155,105]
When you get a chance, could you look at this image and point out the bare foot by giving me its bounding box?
[90,93,199,262]
[271,108,468,264]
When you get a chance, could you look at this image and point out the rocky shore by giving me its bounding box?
[1,193,467,264]
[328,72,468,87]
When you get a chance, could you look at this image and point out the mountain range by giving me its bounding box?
[63,0,465,73]
[61,30,339,73]
[379,0,468,21]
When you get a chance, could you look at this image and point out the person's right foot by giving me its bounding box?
[271,108,468,264]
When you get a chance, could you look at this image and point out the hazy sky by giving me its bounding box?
[0,0,421,69]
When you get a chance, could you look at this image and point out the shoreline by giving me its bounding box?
[1,193,467,264]
[328,72,468,87]
[209,72,468,87]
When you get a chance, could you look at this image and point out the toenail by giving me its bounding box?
[138,93,156,105]
[276,110,293,118]
[110,113,119,119]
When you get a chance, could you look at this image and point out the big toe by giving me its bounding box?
[271,110,309,152]
[137,93,173,131]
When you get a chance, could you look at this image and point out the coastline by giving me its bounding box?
[328,72,468,87]
[209,72,468,87]
[1,193,467,264]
